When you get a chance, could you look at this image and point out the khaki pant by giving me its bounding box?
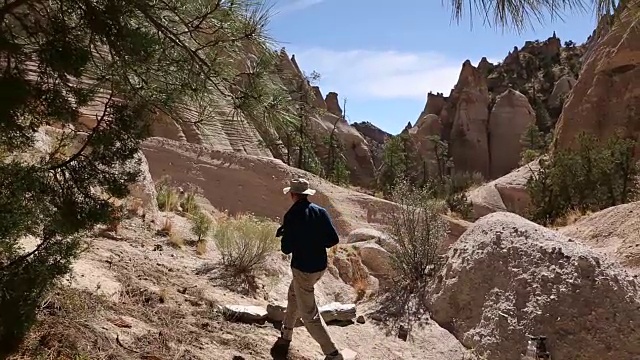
[281,268,338,355]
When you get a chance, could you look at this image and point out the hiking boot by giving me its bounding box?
[324,351,344,360]
[269,337,291,359]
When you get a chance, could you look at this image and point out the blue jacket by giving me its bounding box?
[277,199,340,273]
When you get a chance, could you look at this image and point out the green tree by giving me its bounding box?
[324,98,351,185]
[280,70,324,176]
[378,136,408,195]
[191,211,213,242]
[526,132,639,225]
[0,0,292,353]
[519,123,551,164]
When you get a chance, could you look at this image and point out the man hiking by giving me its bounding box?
[271,178,344,360]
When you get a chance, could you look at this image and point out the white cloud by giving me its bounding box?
[274,0,324,15]
[289,47,480,101]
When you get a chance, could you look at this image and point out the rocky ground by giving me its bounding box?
[11,212,472,360]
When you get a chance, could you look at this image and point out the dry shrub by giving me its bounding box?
[156,178,179,212]
[181,191,198,215]
[352,277,369,303]
[214,213,279,273]
[552,208,591,228]
[196,240,208,255]
[388,180,447,287]
[347,255,369,303]
[8,288,118,360]
[375,179,448,333]
[211,213,279,293]
[161,218,173,234]
[168,231,184,249]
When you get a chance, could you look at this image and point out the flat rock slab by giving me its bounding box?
[318,302,357,322]
[222,305,268,324]
[266,302,357,324]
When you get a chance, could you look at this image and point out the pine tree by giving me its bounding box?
[378,136,408,195]
[519,123,550,165]
[0,0,291,352]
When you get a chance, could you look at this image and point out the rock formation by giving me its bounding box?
[311,86,328,109]
[488,89,536,178]
[548,75,577,108]
[444,60,492,177]
[407,113,443,176]
[351,122,391,145]
[553,2,640,153]
[351,121,391,169]
[421,92,448,118]
[430,212,640,360]
[325,92,343,117]
[397,35,585,181]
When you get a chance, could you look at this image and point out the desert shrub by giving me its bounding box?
[387,180,448,288]
[156,181,179,212]
[527,132,639,225]
[191,211,213,242]
[214,214,279,278]
[181,192,199,215]
[423,172,479,220]
[168,231,184,249]
[196,240,208,255]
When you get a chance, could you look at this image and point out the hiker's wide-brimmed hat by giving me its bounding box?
[283,178,316,196]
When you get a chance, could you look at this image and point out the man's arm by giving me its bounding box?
[280,212,294,255]
[320,208,340,248]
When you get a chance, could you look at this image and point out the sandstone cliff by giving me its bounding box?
[74,47,377,188]
[553,1,640,153]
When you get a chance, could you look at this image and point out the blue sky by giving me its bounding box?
[265,0,600,135]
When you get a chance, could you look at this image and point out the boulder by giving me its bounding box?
[548,75,577,108]
[341,348,359,360]
[468,159,538,219]
[347,228,391,245]
[355,242,393,276]
[488,89,536,178]
[441,215,471,250]
[429,212,640,360]
[560,201,640,272]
